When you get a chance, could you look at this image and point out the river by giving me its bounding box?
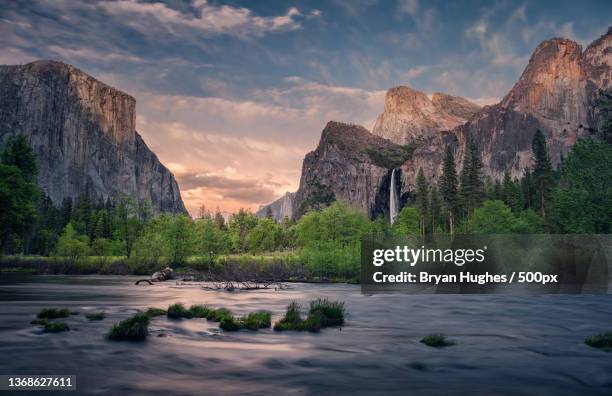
[0,275,611,395]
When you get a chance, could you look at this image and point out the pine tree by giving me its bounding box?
[459,136,484,218]
[439,146,459,234]
[429,185,442,234]
[531,130,553,221]
[502,170,522,213]
[415,168,429,236]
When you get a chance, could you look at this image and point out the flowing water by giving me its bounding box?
[1,275,612,395]
[390,168,399,224]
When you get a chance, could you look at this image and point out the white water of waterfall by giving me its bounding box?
[390,169,399,224]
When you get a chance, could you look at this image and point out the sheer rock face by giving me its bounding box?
[256,192,295,221]
[399,28,612,193]
[292,121,405,219]
[0,60,186,214]
[371,86,480,145]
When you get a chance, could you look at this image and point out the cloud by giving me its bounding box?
[98,0,311,39]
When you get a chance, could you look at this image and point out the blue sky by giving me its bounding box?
[1,0,611,214]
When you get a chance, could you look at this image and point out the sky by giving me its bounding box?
[1,0,611,216]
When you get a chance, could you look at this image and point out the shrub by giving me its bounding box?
[205,308,232,322]
[420,334,453,347]
[37,308,71,319]
[43,322,69,333]
[585,332,612,350]
[144,307,166,318]
[85,312,105,321]
[108,313,150,341]
[167,303,193,319]
[273,301,320,332]
[308,298,344,327]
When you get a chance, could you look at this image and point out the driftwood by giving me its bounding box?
[135,279,154,285]
[135,267,174,285]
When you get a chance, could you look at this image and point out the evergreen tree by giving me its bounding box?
[502,170,522,213]
[531,130,554,221]
[0,135,37,181]
[213,208,227,230]
[520,169,534,210]
[459,136,484,219]
[439,146,459,234]
[429,185,442,234]
[415,168,429,235]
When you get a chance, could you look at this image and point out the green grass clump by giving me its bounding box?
[420,334,453,347]
[205,307,233,322]
[219,315,242,331]
[37,308,71,319]
[585,332,612,351]
[108,313,150,341]
[274,300,345,332]
[144,307,166,318]
[308,298,345,327]
[43,322,69,333]
[189,304,213,318]
[242,311,271,330]
[31,319,50,326]
[273,302,321,332]
[85,312,105,321]
[167,303,194,319]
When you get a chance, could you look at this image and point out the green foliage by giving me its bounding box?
[108,312,150,341]
[229,209,259,252]
[531,130,554,221]
[416,168,429,235]
[247,218,283,253]
[392,206,420,236]
[167,303,194,319]
[502,171,522,213]
[43,321,70,333]
[420,334,453,347]
[55,223,90,261]
[552,139,612,233]
[0,135,40,254]
[241,311,272,330]
[219,315,242,331]
[274,300,345,332]
[296,202,371,278]
[37,308,71,319]
[440,146,459,233]
[85,312,105,321]
[144,307,167,318]
[459,136,485,217]
[195,217,230,256]
[363,143,415,169]
[465,200,543,234]
[585,331,612,351]
[308,298,345,327]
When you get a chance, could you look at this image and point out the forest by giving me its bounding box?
[1,125,611,280]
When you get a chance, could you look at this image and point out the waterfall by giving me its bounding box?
[390,169,399,224]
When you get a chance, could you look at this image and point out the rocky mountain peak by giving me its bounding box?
[372,85,479,145]
[0,60,187,214]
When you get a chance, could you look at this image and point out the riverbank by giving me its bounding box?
[0,254,359,283]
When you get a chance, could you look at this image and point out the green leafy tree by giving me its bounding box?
[466,200,541,234]
[552,139,612,233]
[247,218,283,253]
[0,135,40,253]
[392,206,420,236]
[229,209,258,252]
[55,222,90,261]
[195,217,230,256]
[163,214,196,265]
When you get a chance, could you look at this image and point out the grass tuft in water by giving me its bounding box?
[219,314,242,331]
[85,312,105,321]
[420,334,453,347]
[37,308,71,319]
[205,307,233,322]
[585,332,612,351]
[108,313,150,341]
[308,298,345,327]
[189,304,213,318]
[167,303,194,319]
[43,321,69,333]
[241,311,271,330]
[144,307,166,318]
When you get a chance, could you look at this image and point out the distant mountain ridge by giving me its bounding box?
[0,60,186,214]
[260,27,612,221]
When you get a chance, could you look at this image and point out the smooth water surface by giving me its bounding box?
[1,275,611,395]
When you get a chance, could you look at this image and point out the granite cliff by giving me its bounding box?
[260,27,612,220]
[0,60,186,214]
